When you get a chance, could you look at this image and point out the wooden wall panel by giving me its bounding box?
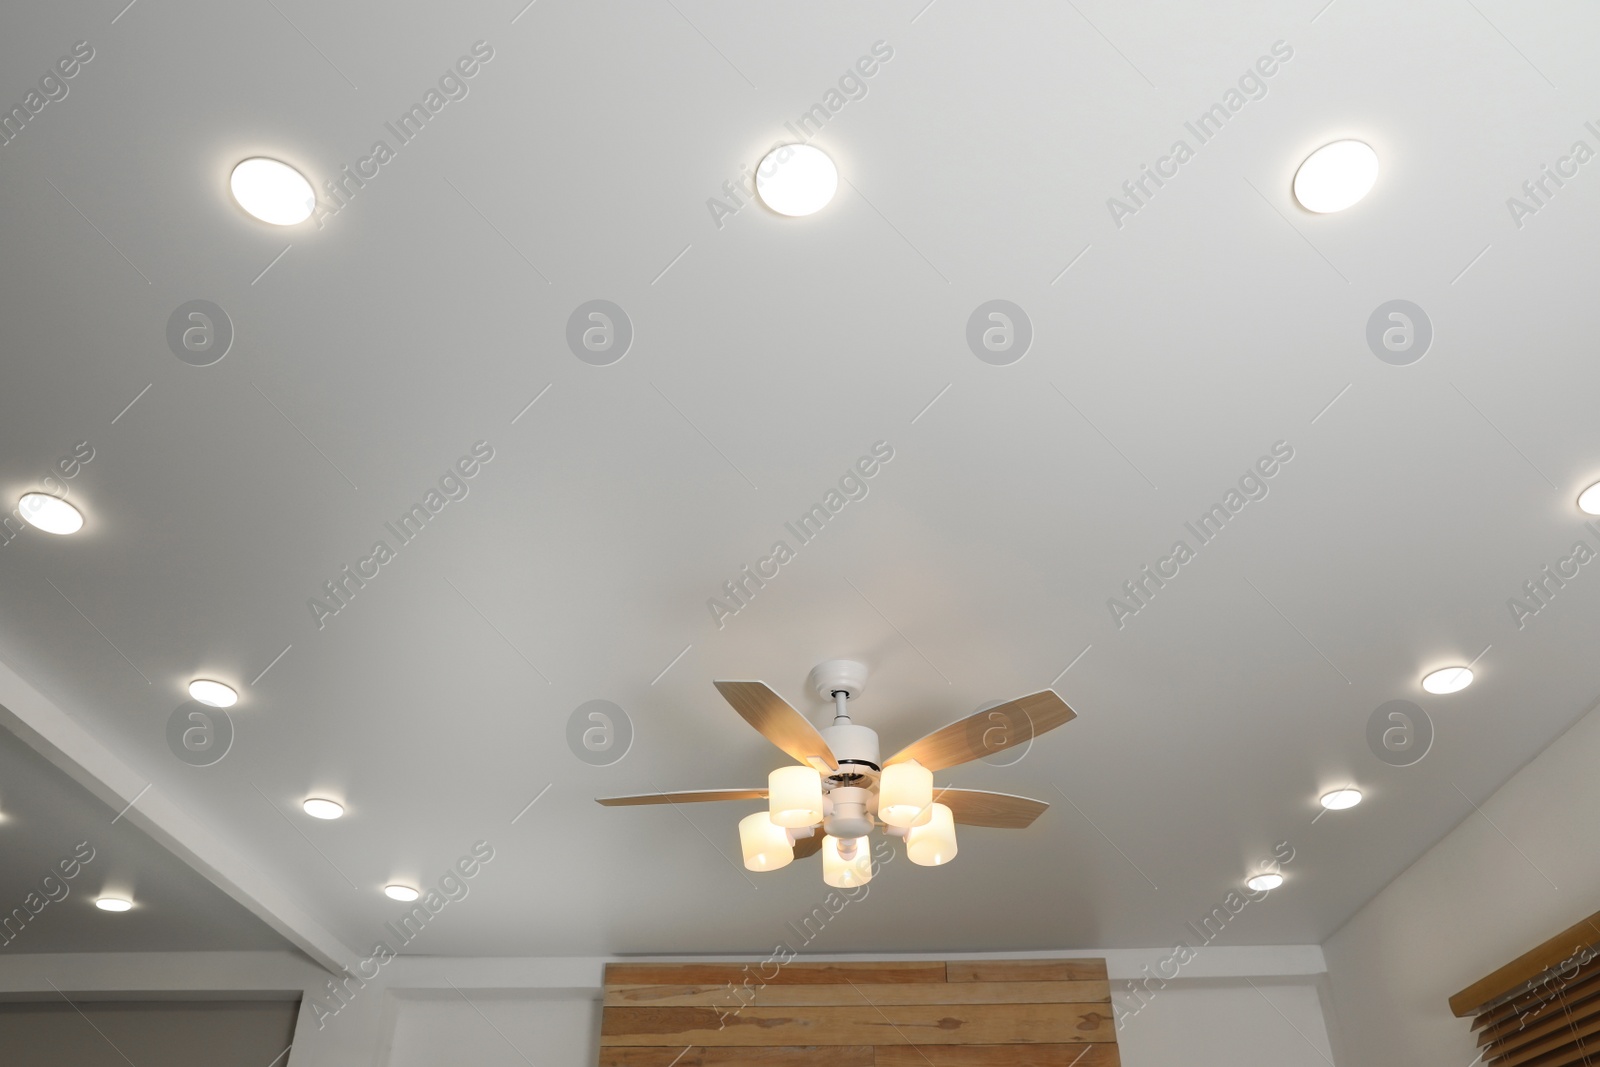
[947,961,1108,984]
[605,981,1112,1007]
[600,960,1118,1067]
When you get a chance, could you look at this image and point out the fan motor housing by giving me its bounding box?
[821,722,880,785]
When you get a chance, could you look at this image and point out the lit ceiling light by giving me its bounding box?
[384,885,419,902]
[230,157,315,225]
[302,798,344,820]
[1246,873,1284,892]
[1293,140,1379,213]
[95,897,133,912]
[1319,788,1363,810]
[822,835,873,887]
[879,760,934,828]
[738,811,794,872]
[768,766,824,828]
[755,144,838,217]
[1579,482,1600,515]
[906,803,958,867]
[17,493,83,535]
[1422,667,1473,695]
[188,679,237,708]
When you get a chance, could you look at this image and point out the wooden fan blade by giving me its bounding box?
[886,690,1077,771]
[932,787,1049,829]
[791,833,823,859]
[596,788,767,806]
[713,680,838,770]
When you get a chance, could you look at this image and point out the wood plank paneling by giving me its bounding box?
[604,981,1111,1007]
[946,961,1108,984]
[600,1004,1114,1046]
[603,963,946,987]
[600,1047,873,1067]
[876,1045,1121,1067]
[599,959,1117,1067]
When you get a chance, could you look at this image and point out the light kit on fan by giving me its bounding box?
[879,759,933,827]
[823,835,874,887]
[906,803,958,866]
[768,765,824,827]
[739,811,794,871]
[597,660,1079,888]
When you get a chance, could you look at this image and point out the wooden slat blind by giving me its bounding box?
[600,959,1119,1067]
[1451,907,1600,1067]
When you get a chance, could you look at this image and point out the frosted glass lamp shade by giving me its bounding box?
[822,835,873,888]
[879,760,934,828]
[739,811,794,872]
[768,766,824,827]
[906,803,958,866]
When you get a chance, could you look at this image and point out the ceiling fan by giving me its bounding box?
[596,660,1077,887]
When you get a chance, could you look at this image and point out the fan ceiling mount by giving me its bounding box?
[597,660,1078,886]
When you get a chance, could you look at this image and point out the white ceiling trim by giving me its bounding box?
[0,657,351,972]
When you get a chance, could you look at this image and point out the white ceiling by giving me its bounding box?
[0,719,293,953]
[3,0,1600,960]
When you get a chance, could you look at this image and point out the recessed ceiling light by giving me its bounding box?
[1246,873,1284,892]
[17,493,83,535]
[1422,667,1473,695]
[1579,482,1600,515]
[384,884,419,902]
[755,144,838,217]
[1293,140,1379,213]
[1320,788,1363,810]
[95,897,133,912]
[230,157,315,225]
[188,679,237,708]
[303,798,344,820]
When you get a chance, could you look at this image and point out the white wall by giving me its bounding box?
[1324,695,1600,1066]
[0,947,1335,1067]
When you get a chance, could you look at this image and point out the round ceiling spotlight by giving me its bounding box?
[384,884,420,902]
[1319,788,1363,810]
[302,798,345,820]
[1293,140,1379,213]
[1245,873,1284,892]
[18,493,83,535]
[1579,481,1600,515]
[1422,666,1473,695]
[230,157,316,225]
[755,144,838,217]
[95,897,133,912]
[188,679,238,708]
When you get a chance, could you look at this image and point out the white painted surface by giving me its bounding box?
[0,947,1336,1066]
[1117,979,1336,1067]
[1,0,1600,964]
[1324,694,1600,1066]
